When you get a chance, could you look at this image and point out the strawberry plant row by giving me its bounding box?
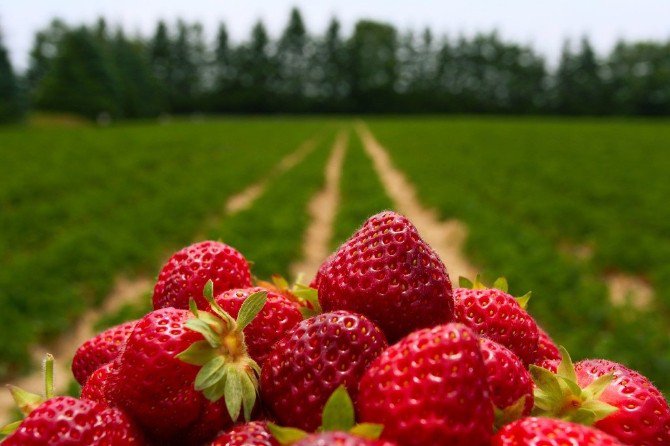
[0,118,324,378]
[367,117,670,394]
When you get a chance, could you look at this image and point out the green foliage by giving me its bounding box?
[0,28,23,123]
[212,130,335,280]
[367,117,670,394]
[0,118,323,377]
[331,132,394,249]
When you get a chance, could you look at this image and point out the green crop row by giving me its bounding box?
[0,118,325,377]
[330,131,394,250]
[211,129,337,280]
[366,117,670,394]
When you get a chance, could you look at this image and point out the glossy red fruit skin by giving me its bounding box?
[72,320,137,385]
[108,308,232,445]
[81,361,116,405]
[358,323,493,446]
[2,396,145,445]
[215,287,302,366]
[261,311,388,432]
[318,211,453,342]
[210,421,278,446]
[453,287,539,365]
[293,432,397,446]
[479,338,533,415]
[153,240,252,310]
[533,326,561,365]
[493,417,624,446]
[574,359,670,446]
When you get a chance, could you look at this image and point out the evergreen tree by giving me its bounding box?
[348,20,398,112]
[149,21,172,111]
[553,37,604,114]
[170,20,204,112]
[36,27,121,120]
[276,8,309,109]
[235,20,276,112]
[0,27,23,123]
[313,18,349,111]
[26,19,68,94]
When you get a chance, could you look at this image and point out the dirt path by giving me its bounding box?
[606,273,653,309]
[0,136,319,425]
[356,122,478,284]
[291,131,348,281]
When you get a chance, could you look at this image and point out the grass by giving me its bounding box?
[0,117,325,377]
[366,116,670,393]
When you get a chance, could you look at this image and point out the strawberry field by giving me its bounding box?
[1,114,668,416]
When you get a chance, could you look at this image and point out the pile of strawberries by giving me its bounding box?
[2,211,669,445]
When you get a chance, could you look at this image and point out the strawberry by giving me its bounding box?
[215,287,303,365]
[268,386,391,446]
[357,323,493,446]
[493,417,624,446]
[533,327,561,372]
[210,421,278,446]
[2,396,145,445]
[479,338,533,425]
[1,355,144,445]
[531,349,670,446]
[153,240,252,310]
[454,276,538,365]
[309,254,333,289]
[318,211,453,342]
[72,320,137,385]
[261,311,388,431]
[292,432,396,446]
[108,283,267,445]
[80,361,116,405]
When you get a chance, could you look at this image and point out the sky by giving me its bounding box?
[2,0,670,70]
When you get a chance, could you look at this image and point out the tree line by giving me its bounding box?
[1,7,670,122]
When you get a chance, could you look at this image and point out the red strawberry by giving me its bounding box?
[531,350,670,446]
[215,287,302,365]
[493,417,624,446]
[293,432,396,446]
[2,396,145,445]
[479,338,533,423]
[453,276,539,365]
[318,211,453,342]
[80,361,116,405]
[72,320,137,385]
[575,359,670,446]
[261,311,388,431]
[210,421,278,446]
[533,325,561,365]
[153,240,252,310]
[108,284,268,445]
[357,323,493,446]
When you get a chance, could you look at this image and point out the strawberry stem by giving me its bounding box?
[43,354,54,400]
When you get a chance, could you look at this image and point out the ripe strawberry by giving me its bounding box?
[261,311,388,431]
[108,284,268,445]
[215,287,302,366]
[153,240,252,310]
[531,349,670,446]
[318,211,453,342]
[479,338,533,424]
[72,320,137,385]
[292,432,396,446]
[535,326,561,364]
[80,361,116,405]
[2,396,145,445]
[357,323,493,446]
[493,417,624,446]
[454,276,539,365]
[210,421,278,446]
[575,359,670,446]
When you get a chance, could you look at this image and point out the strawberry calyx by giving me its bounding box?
[257,273,322,318]
[176,279,267,422]
[1,354,56,436]
[530,346,618,426]
[267,386,384,444]
[459,275,532,309]
[493,395,529,430]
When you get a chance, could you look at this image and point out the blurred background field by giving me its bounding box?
[0,1,669,400]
